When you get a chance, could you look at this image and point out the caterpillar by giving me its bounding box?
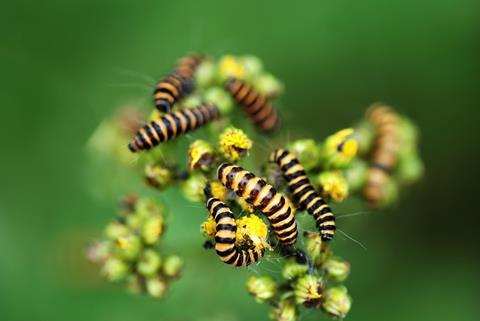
[363,104,399,207]
[224,78,279,132]
[205,196,266,267]
[128,103,220,152]
[270,149,336,241]
[153,54,204,112]
[217,163,297,246]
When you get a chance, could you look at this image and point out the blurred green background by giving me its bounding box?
[1,0,478,320]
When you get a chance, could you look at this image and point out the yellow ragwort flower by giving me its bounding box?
[217,55,245,82]
[201,216,217,238]
[219,127,252,161]
[322,128,359,168]
[236,215,271,251]
[210,181,229,201]
[317,171,349,202]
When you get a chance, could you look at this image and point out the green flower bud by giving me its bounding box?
[144,163,173,190]
[137,249,162,276]
[353,120,376,156]
[104,221,129,240]
[396,152,424,185]
[397,116,419,156]
[135,198,164,219]
[162,255,184,278]
[282,259,308,280]
[316,171,349,202]
[304,232,331,264]
[101,256,129,282]
[322,286,352,318]
[126,274,143,294]
[253,73,284,98]
[125,214,143,230]
[246,276,277,303]
[188,140,216,171]
[323,257,351,282]
[181,173,207,203]
[269,299,297,321]
[380,179,399,207]
[114,234,142,260]
[240,55,264,80]
[342,159,368,192]
[195,60,215,89]
[294,274,323,308]
[181,94,203,109]
[286,139,321,171]
[142,214,164,245]
[204,87,234,114]
[218,127,252,162]
[146,276,168,299]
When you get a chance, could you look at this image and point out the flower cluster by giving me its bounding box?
[87,53,423,320]
[87,195,183,298]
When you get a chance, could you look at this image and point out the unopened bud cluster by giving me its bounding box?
[87,195,183,299]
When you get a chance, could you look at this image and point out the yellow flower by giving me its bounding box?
[322,128,358,168]
[317,171,349,202]
[188,140,216,171]
[201,216,217,238]
[218,127,252,161]
[217,55,245,82]
[294,274,323,308]
[210,181,229,201]
[236,215,271,251]
[236,197,256,213]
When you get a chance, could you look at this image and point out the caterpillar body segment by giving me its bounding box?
[217,163,297,246]
[128,103,220,152]
[270,148,336,241]
[205,197,266,267]
[224,78,279,132]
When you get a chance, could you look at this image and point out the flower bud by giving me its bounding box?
[323,257,351,282]
[294,274,323,308]
[135,197,164,219]
[101,256,129,282]
[342,159,368,192]
[305,232,323,263]
[397,116,419,156]
[322,286,352,318]
[162,255,184,278]
[181,95,203,109]
[246,276,277,303]
[253,72,284,98]
[104,221,129,240]
[201,216,216,238]
[219,127,252,162]
[217,55,245,82]
[115,234,142,260]
[142,214,164,245]
[144,163,173,190]
[321,128,358,169]
[286,139,321,171]
[396,152,424,185]
[240,55,264,80]
[236,215,271,251]
[146,276,168,299]
[204,87,235,114]
[181,173,207,202]
[126,274,143,294]
[316,171,349,202]
[353,120,376,155]
[269,299,297,321]
[195,60,215,89]
[137,249,162,276]
[282,259,309,280]
[188,140,216,171]
[379,179,399,208]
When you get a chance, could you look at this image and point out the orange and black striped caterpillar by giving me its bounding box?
[153,54,204,113]
[205,193,266,267]
[128,103,219,152]
[224,78,279,132]
[363,104,399,208]
[217,163,297,246]
[270,149,336,241]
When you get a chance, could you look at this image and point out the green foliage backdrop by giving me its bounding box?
[0,1,478,320]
